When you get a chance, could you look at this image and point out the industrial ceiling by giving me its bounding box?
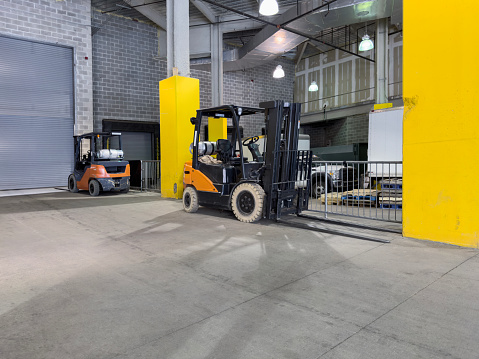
[91,0,402,70]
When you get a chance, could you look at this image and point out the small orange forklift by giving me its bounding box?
[68,132,130,196]
[183,100,312,222]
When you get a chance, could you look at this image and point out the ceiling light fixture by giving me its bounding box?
[273,65,285,78]
[359,22,374,52]
[259,0,279,16]
[359,34,374,51]
[308,81,318,92]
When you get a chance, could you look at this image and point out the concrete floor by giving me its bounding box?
[0,190,478,359]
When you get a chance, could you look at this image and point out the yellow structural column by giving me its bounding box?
[403,1,479,248]
[159,76,199,199]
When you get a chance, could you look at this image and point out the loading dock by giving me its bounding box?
[1,0,479,358]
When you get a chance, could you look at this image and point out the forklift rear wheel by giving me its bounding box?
[89,180,100,196]
[183,187,199,213]
[231,183,265,223]
[68,174,78,193]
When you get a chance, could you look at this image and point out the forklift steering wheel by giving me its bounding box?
[242,136,259,146]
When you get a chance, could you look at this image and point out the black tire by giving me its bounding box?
[312,177,327,198]
[183,186,199,213]
[122,185,130,193]
[89,179,100,196]
[231,183,265,223]
[68,174,78,193]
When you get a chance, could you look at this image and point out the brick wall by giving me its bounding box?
[345,113,369,144]
[91,11,164,131]
[92,11,294,140]
[223,58,294,137]
[302,113,369,147]
[0,0,93,134]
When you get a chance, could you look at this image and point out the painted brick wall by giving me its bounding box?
[0,0,93,134]
[345,113,369,144]
[191,68,212,109]
[91,11,164,131]
[92,11,294,140]
[223,58,295,137]
[302,113,369,148]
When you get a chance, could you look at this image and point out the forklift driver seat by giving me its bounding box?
[216,139,232,163]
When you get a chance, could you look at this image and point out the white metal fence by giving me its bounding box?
[140,160,161,192]
[308,161,403,223]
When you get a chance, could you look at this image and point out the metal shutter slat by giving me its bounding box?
[0,36,74,190]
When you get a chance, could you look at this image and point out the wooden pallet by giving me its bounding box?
[380,203,402,209]
[378,196,402,203]
[320,189,380,205]
[341,189,379,206]
[342,189,379,197]
[380,191,402,198]
[377,196,402,209]
[342,199,377,207]
[319,194,343,205]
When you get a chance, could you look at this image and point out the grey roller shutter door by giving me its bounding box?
[120,131,153,161]
[0,36,74,190]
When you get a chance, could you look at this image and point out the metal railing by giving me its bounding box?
[140,160,161,192]
[300,81,403,114]
[308,160,402,223]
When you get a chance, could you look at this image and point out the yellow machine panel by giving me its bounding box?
[208,117,227,142]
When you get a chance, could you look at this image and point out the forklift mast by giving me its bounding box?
[261,100,312,220]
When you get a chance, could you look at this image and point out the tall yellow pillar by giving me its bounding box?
[159,76,199,199]
[403,1,479,248]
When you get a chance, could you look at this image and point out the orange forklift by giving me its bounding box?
[183,100,312,222]
[68,132,130,196]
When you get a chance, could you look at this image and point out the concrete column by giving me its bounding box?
[166,0,190,77]
[211,23,223,106]
[375,18,388,104]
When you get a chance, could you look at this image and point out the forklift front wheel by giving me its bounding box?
[231,183,265,223]
[183,187,199,213]
[68,174,78,193]
[89,179,101,196]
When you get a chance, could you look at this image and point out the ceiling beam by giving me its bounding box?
[307,40,323,53]
[199,0,374,62]
[295,42,307,66]
[124,0,167,30]
[190,0,217,23]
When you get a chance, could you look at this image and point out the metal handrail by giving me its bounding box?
[140,160,161,192]
[309,160,403,223]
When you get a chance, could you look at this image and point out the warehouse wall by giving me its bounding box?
[301,114,368,148]
[0,0,93,134]
[297,32,402,150]
[403,1,479,248]
[224,58,295,137]
[295,33,402,114]
[92,11,294,139]
[91,11,164,131]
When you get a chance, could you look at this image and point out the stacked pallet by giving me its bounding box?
[341,189,379,207]
[378,179,402,209]
[318,184,403,209]
[319,192,343,205]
